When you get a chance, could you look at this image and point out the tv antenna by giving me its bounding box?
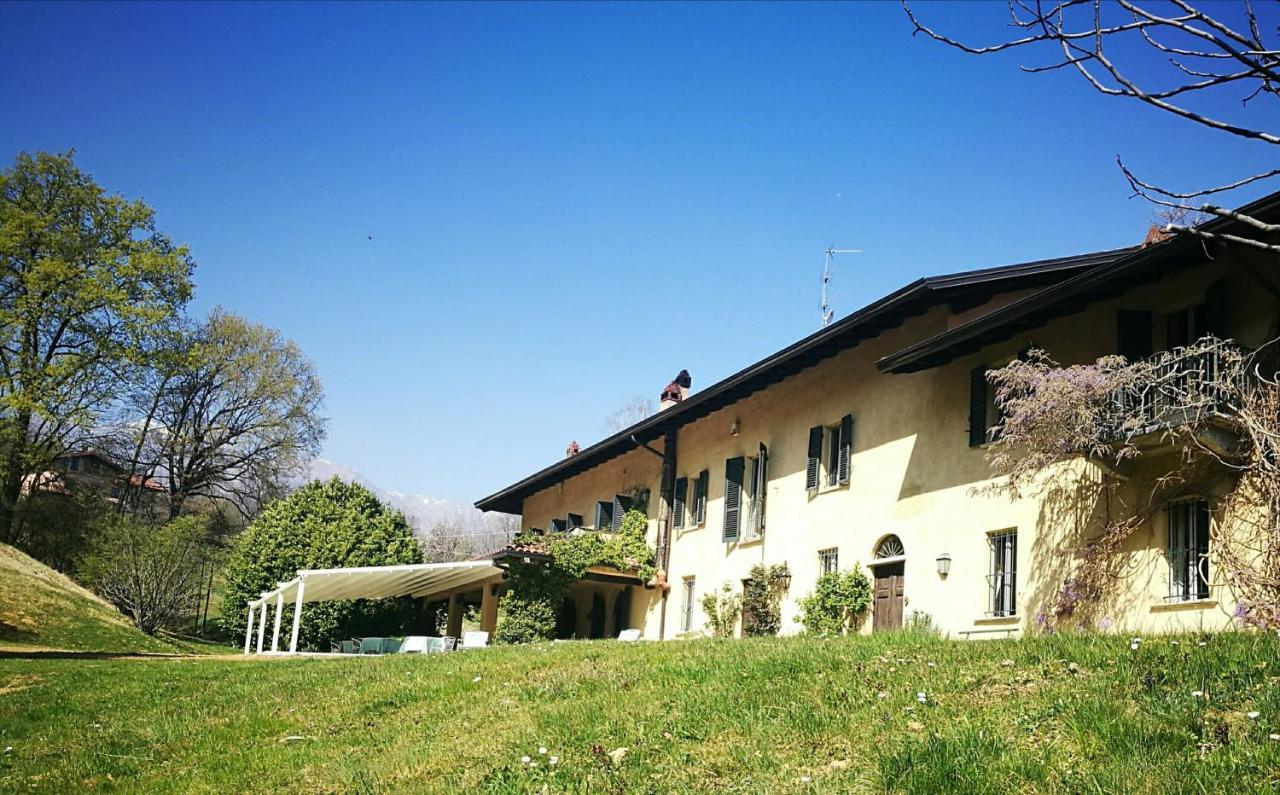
[821,247,861,327]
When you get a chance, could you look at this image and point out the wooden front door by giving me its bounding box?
[873,562,904,632]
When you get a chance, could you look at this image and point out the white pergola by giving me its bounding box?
[243,559,501,654]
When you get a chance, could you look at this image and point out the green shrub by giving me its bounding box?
[700,582,741,638]
[221,477,422,649]
[797,566,872,636]
[741,563,790,637]
[492,596,556,644]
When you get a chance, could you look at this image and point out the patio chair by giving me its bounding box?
[359,637,384,655]
[441,636,459,652]
[461,631,489,649]
[617,629,642,642]
[380,638,402,654]
[339,640,356,654]
[400,636,428,653]
[423,637,445,654]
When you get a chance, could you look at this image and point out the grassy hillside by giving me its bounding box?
[1,631,1277,792]
[0,543,217,655]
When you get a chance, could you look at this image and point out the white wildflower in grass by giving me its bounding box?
[1247,711,1260,720]
[472,676,481,683]
[916,691,927,703]
[521,755,531,764]
[1197,641,1207,647]
[1191,690,1204,698]
[800,776,812,784]
[529,762,538,769]
[876,691,888,699]
[549,757,558,766]
[1270,734,1280,741]
[1130,641,1140,651]
[538,747,547,755]
[926,662,936,668]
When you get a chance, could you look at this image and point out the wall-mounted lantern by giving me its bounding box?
[730,419,741,437]
[936,553,952,578]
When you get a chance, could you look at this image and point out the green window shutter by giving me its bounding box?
[673,477,688,530]
[723,457,744,542]
[612,495,633,532]
[837,414,853,485]
[757,442,769,532]
[805,426,823,493]
[969,366,989,448]
[695,470,709,525]
[567,513,583,530]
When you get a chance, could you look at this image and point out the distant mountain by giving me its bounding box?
[305,458,517,538]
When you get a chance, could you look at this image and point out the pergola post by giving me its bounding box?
[480,582,499,634]
[288,579,306,653]
[271,591,284,652]
[446,593,464,638]
[243,604,255,654]
[256,601,267,654]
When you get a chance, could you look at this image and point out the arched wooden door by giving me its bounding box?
[872,535,905,632]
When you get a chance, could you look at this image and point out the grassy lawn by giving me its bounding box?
[1,632,1277,793]
[0,544,231,656]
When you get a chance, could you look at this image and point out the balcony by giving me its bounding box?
[1109,338,1243,452]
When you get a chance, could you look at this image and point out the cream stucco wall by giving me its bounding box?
[512,251,1278,640]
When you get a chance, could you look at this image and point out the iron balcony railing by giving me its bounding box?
[1111,338,1241,440]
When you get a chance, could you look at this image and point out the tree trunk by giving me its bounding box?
[0,410,32,544]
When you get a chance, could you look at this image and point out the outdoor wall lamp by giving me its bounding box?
[730,419,741,436]
[936,553,952,578]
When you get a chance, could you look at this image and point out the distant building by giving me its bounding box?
[25,450,166,512]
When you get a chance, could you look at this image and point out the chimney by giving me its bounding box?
[659,370,692,411]
[1142,224,1173,248]
[566,440,580,457]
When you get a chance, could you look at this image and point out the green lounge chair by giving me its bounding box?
[359,637,384,654]
[380,638,402,654]
[339,640,356,654]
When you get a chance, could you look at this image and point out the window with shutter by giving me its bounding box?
[753,442,768,535]
[595,500,614,531]
[694,470,709,525]
[723,457,744,542]
[837,414,853,485]
[549,518,567,533]
[672,477,688,530]
[969,366,990,447]
[567,513,583,530]
[805,426,822,493]
[612,495,634,532]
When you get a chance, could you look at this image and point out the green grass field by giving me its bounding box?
[2,631,1278,793]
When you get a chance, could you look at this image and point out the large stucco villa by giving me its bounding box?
[244,190,1280,653]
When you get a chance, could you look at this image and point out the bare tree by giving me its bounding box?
[124,308,326,519]
[903,1,1279,252]
[603,396,654,435]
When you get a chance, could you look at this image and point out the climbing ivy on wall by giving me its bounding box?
[493,508,656,644]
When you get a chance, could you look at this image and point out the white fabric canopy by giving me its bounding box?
[250,559,501,609]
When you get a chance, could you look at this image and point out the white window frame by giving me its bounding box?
[680,576,696,633]
[818,547,839,576]
[987,529,1017,617]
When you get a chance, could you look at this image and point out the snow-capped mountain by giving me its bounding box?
[306,457,516,535]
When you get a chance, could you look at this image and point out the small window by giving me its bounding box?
[68,457,80,472]
[818,547,839,575]
[744,443,768,539]
[693,470,709,526]
[1167,500,1210,602]
[680,577,696,633]
[987,530,1017,617]
[567,513,583,531]
[549,518,568,534]
[969,367,1001,447]
[809,415,853,492]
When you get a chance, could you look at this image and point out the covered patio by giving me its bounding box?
[243,559,503,655]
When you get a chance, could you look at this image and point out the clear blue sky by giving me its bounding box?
[2,2,1274,504]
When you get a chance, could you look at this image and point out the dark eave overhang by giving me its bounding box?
[877,191,1280,375]
[474,246,1136,514]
